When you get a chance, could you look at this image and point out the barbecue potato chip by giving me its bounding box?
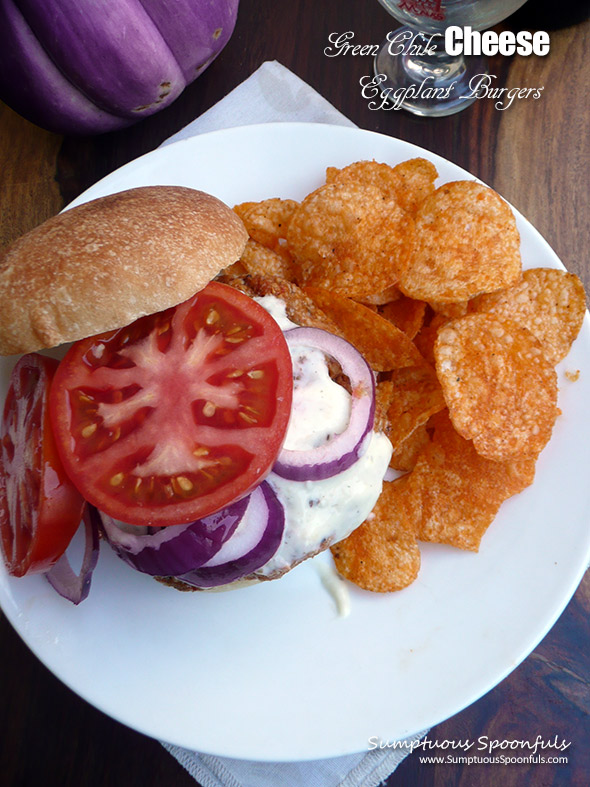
[470,268,586,365]
[359,284,401,306]
[388,158,439,215]
[228,159,587,593]
[379,296,427,339]
[240,238,295,280]
[331,475,421,592]
[287,180,415,299]
[382,365,446,451]
[429,299,469,319]
[389,423,430,472]
[411,312,450,366]
[375,380,395,434]
[412,324,438,366]
[326,157,438,215]
[434,314,559,461]
[414,412,536,551]
[399,181,521,303]
[234,198,298,249]
[304,286,424,370]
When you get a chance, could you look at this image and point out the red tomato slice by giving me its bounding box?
[50,282,293,526]
[0,354,86,577]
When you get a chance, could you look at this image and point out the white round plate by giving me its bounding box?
[1,123,589,761]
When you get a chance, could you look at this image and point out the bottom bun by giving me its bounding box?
[152,539,331,593]
[154,575,263,593]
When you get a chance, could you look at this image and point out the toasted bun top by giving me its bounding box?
[0,186,248,355]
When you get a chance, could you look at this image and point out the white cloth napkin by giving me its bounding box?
[161,738,429,787]
[157,60,429,787]
[160,60,355,145]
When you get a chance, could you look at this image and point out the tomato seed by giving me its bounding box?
[110,472,124,486]
[203,401,216,417]
[247,369,264,379]
[176,476,193,492]
[81,423,97,438]
[206,309,220,325]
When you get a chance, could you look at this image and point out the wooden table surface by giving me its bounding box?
[1,1,589,785]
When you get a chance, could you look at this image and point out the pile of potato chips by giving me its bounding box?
[223,158,586,593]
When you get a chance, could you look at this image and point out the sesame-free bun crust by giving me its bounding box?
[0,186,248,355]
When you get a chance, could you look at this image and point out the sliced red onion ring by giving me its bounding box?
[45,506,100,605]
[178,481,284,588]
[99,495,249,576]
[273,327,376,481]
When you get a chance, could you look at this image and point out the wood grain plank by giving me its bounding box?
[0,104,63,247]
[495,24,590,290]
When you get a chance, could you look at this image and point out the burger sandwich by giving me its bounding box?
[0,186,392,602]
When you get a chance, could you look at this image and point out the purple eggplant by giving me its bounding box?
[0,0,239,134]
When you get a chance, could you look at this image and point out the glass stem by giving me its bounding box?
[398,31,467,86]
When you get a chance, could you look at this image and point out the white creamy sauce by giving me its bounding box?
[252,295,393,578]
[260,432,391,576]
[255,294,353,451]
[285,345,351,450]
[314,559,351,618]
[255,295,298,332]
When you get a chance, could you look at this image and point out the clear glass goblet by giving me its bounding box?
[374,0,528,117]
